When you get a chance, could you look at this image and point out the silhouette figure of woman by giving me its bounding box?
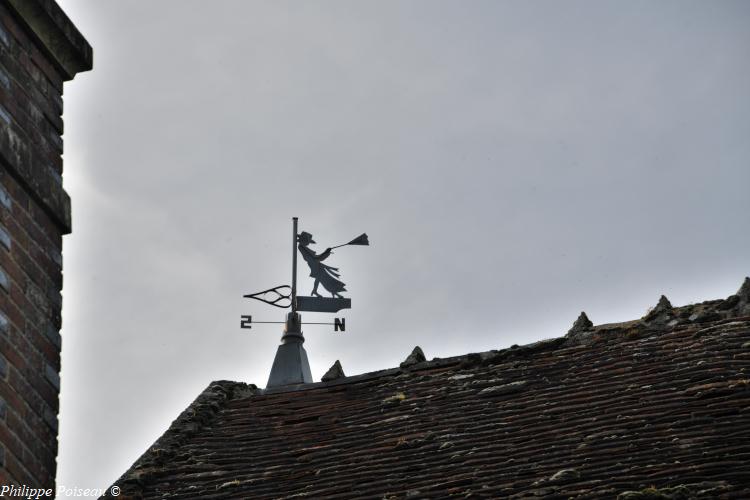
[297,231,346,298]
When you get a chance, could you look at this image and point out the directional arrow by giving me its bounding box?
[243,285,292,309]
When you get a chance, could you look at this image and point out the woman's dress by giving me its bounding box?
[298,245,347,295]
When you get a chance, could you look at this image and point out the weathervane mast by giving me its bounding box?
[291,217,298,315]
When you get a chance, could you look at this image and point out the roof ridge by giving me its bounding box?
[256,289,750,395]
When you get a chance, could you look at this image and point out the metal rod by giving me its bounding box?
[291,217,298,313]
[245,321,337,325]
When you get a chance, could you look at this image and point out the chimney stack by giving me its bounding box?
[0,0,91,486]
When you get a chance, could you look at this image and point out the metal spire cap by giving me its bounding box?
[266,312,313,388]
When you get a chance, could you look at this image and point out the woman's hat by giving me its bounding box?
[297,231,315,244]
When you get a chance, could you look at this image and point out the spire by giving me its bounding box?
[266,312,313,388]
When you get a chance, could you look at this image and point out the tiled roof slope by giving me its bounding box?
[110,279,750,499]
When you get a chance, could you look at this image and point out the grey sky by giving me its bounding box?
[56,0,749,492]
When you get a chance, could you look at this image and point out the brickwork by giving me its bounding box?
[0,0,90,488]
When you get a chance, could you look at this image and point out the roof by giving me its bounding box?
[109,279,750,499]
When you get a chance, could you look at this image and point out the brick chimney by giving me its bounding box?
[0,0,91,487]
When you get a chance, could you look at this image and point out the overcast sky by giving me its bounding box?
[55,0,749,493]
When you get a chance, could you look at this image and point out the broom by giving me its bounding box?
[329,233,369,250]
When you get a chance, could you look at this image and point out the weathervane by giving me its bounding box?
[241,217,368,387]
